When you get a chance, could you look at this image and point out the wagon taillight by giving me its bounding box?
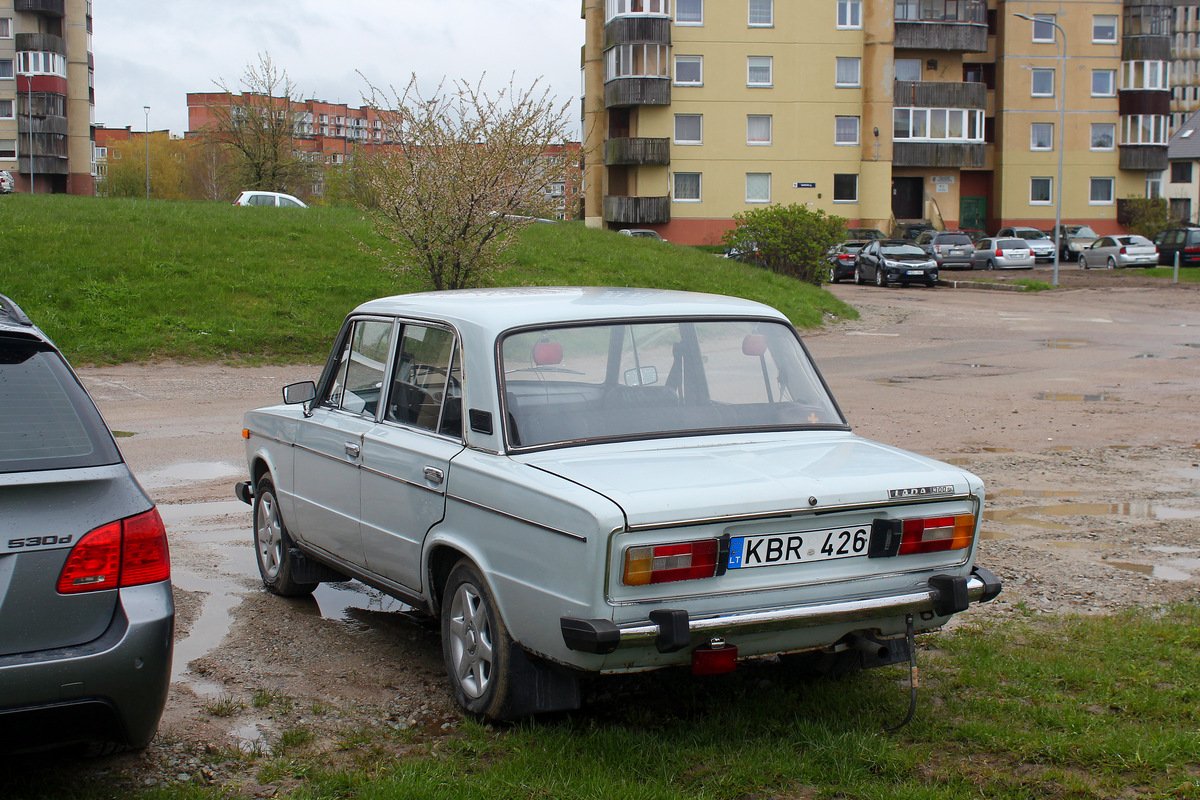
[897,514,975,556]
[623,539,719,586]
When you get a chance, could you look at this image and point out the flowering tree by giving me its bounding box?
[360,75,573,290]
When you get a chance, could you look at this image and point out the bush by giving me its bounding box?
[721,204,847,286]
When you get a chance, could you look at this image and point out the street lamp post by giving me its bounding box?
[143,105,151,200]
[1015,13,1065,286]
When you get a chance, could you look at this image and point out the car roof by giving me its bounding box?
[351,287,788,335]
[0,293,47,342]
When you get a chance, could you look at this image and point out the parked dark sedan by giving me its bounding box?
[856,239,938,287]
[826,240,868,283]
[1155,226,1200,267]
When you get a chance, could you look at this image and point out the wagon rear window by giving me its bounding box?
[500,320,843,448]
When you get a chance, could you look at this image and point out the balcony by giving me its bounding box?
[18,154,69,175]
[604,195,670,225]
[1119,144,1168,170]
[893,142,985,168]
[893,80,986,109]
[17,115,69,136]
[894,0,987,52]
[15,0,65,16]
[604,137,670,166]
[605,78,670,108]
[15,33,66,54]
[604,16,671,49]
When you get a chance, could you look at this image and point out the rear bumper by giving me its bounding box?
[0,582,174,752]
[561,566,1001,655]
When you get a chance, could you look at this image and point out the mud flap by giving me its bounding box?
[504,643,581,717]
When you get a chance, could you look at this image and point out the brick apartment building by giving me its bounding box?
[582,0,1175,244]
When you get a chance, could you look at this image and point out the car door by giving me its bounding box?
[359,322,465,590]
[290,317,396,566]
[860,241,878,279]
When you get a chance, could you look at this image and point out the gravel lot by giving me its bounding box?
[11,273,1200,792]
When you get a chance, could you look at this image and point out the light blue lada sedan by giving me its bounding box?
[236,288,1001,719]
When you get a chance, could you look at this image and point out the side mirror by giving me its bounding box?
[283,381,316,405]
[623,366,658,387]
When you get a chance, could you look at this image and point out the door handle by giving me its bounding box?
[344,442,361,458]
[423,466,444,485]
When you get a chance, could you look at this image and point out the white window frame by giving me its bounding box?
[674,113,703,145]
[833,173,858,203]
[835,57,861,88]
[0,17,11,38]
[747,114,772,145]
[675,0,703,25]
[1089,177,1115,205]
[748,0,773,27]
[1090,122,1116,150]
[673,171,702,202]
[1032,69,1055,98]
[0,99,12,120]
[17,51,68,78]
[1,138,18,160]
[605,43,670,80]
[746,172,771,203]
[1122,60,1168,91]
[1030,122,1053,150]
[674,55,703,85]
[1092,69,1116,97]
[1030,177,1053,205]
[747,56,773,87]
[835,116,860,145]
[0,59,12,80]
[1032,14,1056,43]
[837,0,862,29]
[606,0,671,22]
[1092,15,1118,43]
[892,107,985,142]
[1122,114,1168,145]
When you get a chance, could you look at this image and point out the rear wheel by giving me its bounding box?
[1107,256,1117,270]
[829,266,839,284]
[442,560,515,720]
[254,476,317,597]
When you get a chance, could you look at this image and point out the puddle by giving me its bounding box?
[1038,339,1086,349]
[991,489,1078,499]
[1107,561,1195,581]
[1182,343,1200,349]
[943,456,974,465]
[980,529,1015,540]
[986,501,1175,520]
[111,430,136,438]
[1036,392,1112,402]
[981,447,1013,454]
[141,461,244,489]
[309,581,417,623]
[1132,354,1157,359]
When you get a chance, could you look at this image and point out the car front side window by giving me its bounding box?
[323,319,395,417]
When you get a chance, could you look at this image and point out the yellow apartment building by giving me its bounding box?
[582,0,1172,244]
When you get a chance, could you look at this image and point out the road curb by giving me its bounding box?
[940,279,1027,292]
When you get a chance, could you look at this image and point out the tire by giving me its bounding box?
[1107,257,1117,270]
[875,267,886,287]
[986,259,996,271]
[829,266,839,284]
[1080,255,1089,270]
[854,266,863,285]
[253,476,317,597]
[442,560,515,720]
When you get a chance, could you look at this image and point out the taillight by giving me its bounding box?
[898,515,975,556]
[624,539,718,585]
[995,249,1003,257]
[57,508,170,594]
[839,254,854,262]
[1119,247,1127,255]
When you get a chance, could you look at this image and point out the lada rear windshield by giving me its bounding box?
[500,319,844,448]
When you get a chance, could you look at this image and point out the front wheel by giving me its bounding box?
[442,560,515,720]
[986,259,996,271]
[253,476,317,597]
[1080,255,1090,270]
[854,266,863,285]
[875,268,886,287]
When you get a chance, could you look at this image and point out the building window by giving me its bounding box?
[1172,161,1193,183]
[0,139,14,159]
[749,0,773,26]
[674,55,702,85]
[893,107,985,142]
[747,114,772,145]
[1090,177,1114,204]
[835,57,861,88]
[746,173,771,202]
[0,99,12,120]
[837,0,862,29]
[1122,61,1168,91]
[747,56,773,87]
[605,43,670,80]
[0,59,12,80]
[1092,15,1118,43]
[1030,122,1053,150]
[835,116,860,145]
[17,51,68,78]
[1092,70,1116,97]
[674,113,702,144]
[1122,115,1168,145]
[895,59,921,82]
[1171,197,1192,222]
[1032,14,1056,42]
[606,0,670,21]
[676,0,702,24]
[674,172,702,201]
[1032,69,1055,97]
[1147,171,1162,198]
[1091,123,1115,150]
[94,146,107,159]
[1031,177,1052,205]
[0,18,10,38]
[833,173,858,202]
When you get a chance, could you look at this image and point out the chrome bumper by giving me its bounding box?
[561,566,1002,655]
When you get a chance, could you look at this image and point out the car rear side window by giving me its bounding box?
[0,340,121,473]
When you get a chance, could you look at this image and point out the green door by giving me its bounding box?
[960,196,986,231]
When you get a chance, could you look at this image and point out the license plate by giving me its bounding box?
[906,269,924,275]
[727,526,869,570]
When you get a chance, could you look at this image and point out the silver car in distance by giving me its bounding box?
[236,288,1001,720]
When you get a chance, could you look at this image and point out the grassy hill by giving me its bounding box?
[0,195,856,364]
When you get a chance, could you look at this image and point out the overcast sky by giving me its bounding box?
[93,1,584,138]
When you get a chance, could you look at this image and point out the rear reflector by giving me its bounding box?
[57,508,170,594]
[624,539,719,586]
[898,514,975,556]
[692,640,738,675]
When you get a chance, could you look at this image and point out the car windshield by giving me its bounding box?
[1017,230,1048,240]
[1068,226,1098,238]
[881,243,926,257]
[500,320,844,448]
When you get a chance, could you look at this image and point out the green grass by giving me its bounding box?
[1141,266,1200,282]
[0,195,855,365]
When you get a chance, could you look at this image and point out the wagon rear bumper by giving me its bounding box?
[560,566,1002,655]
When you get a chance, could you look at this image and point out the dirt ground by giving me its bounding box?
[15,270,1200,793]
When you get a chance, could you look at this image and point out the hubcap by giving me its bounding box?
[448,583,493,699]
[255,493,283,580]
